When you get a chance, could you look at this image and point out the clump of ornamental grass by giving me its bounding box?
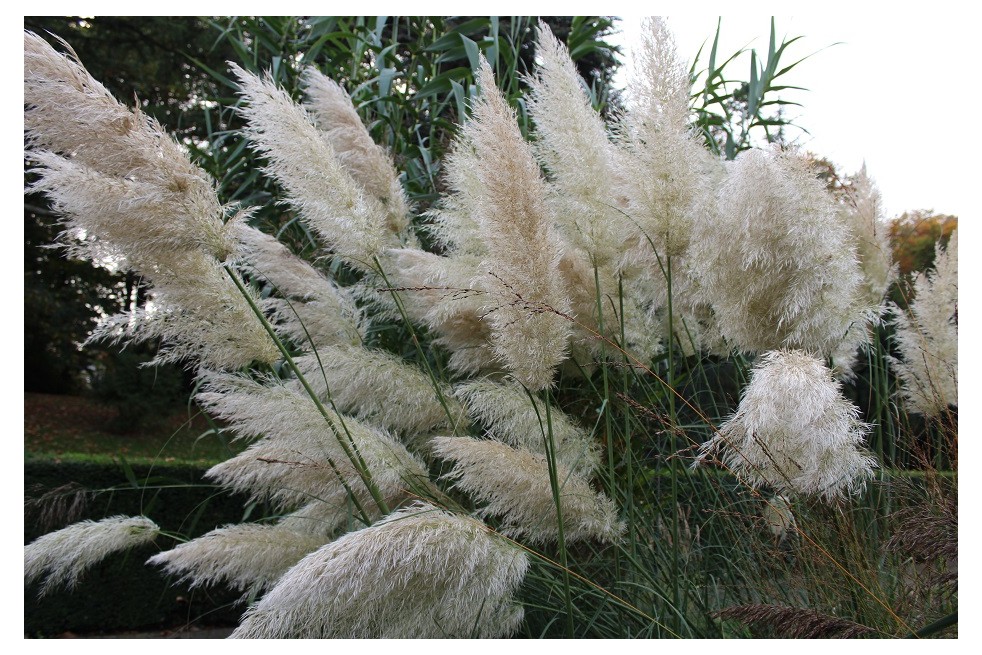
[22,19,945,639]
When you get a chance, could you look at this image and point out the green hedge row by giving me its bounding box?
[25,456,253,637]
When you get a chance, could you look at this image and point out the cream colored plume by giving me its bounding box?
[465,59,571,390]
[302,68,413,241]
[24,33,231,261]
[231,64,400,270]
[25,34,277,371]
[689,149,866,355]
[85,249,279,370]
[380,248,496,376]
[455,379,599,474]
[231,221,364,348]
[842,165,896,309]
[432,436,622,544]
[527,22,627,269]
[890,232,958,417]
[26,516,159,596]
[293,346,465,437]
[231,503,529,638]
[196,372,428,510]
[617,17,713,265]
[695,350,876,500]
[147,523,327,592]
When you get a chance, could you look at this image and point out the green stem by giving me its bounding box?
[223,264,389,517]
[529,386,575,637]
[666,255,680,617]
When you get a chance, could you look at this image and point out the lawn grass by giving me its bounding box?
[24,393,244,465]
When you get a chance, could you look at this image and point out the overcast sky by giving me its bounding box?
[610,15,974,221]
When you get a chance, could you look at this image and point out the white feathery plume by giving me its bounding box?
[25,516,159,595]
[301,67,413,241]
[24,33,231,261]
[381,248,496,375]
[231,221,365,348]
[842,165,896,310]
[466,59,572,390]
[527,22,627,268]
[616,17,714,268]
[231,502,529,638]
[424,139,487,257]
[197,372,427,509]
[293,346,465,437]
[625,17,690,134]
[147,523,327,592]
[455,379,599,474]
[890,232,958,417]
[689,149,865,355]
[231,64,399,270]
[25,34,278,370]
[432,437,622,544]
[695,350,876,501]
[831,166,896,378]
[86,249,280,370]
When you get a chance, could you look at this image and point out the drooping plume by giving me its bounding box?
[431,436,622,544]
[196,372,427,510]
[25,34,278,370]
[455,379,599,474]
[293,346,465,438]
[26,516,159,596]
[695,350,876,501]
[24,33,231,260]
[231,503,529,638]
[231,221,365,349]
[147,523,327,592]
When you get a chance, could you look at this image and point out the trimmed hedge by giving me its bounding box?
[25,456,254,637]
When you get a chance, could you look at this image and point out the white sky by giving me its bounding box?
[610,15,975,221]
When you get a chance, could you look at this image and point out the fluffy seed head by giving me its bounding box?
[147,523,327,592]
[690,149,865,355]
[527,22,627,268]
[378,248,497,376]
[25,516,159,596]
[455,379,599,474]
[231,502,529,638]
[25,33,232,262]
[464,58,572,390]
[294,346,465,437]
[890,232,958,417]
[302,67,413,240]
[432,436,623,544]
[696,350,876,501]
[232,64,399,270]
[197,372,428,509]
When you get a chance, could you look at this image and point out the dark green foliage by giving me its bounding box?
[90,351,187,433]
